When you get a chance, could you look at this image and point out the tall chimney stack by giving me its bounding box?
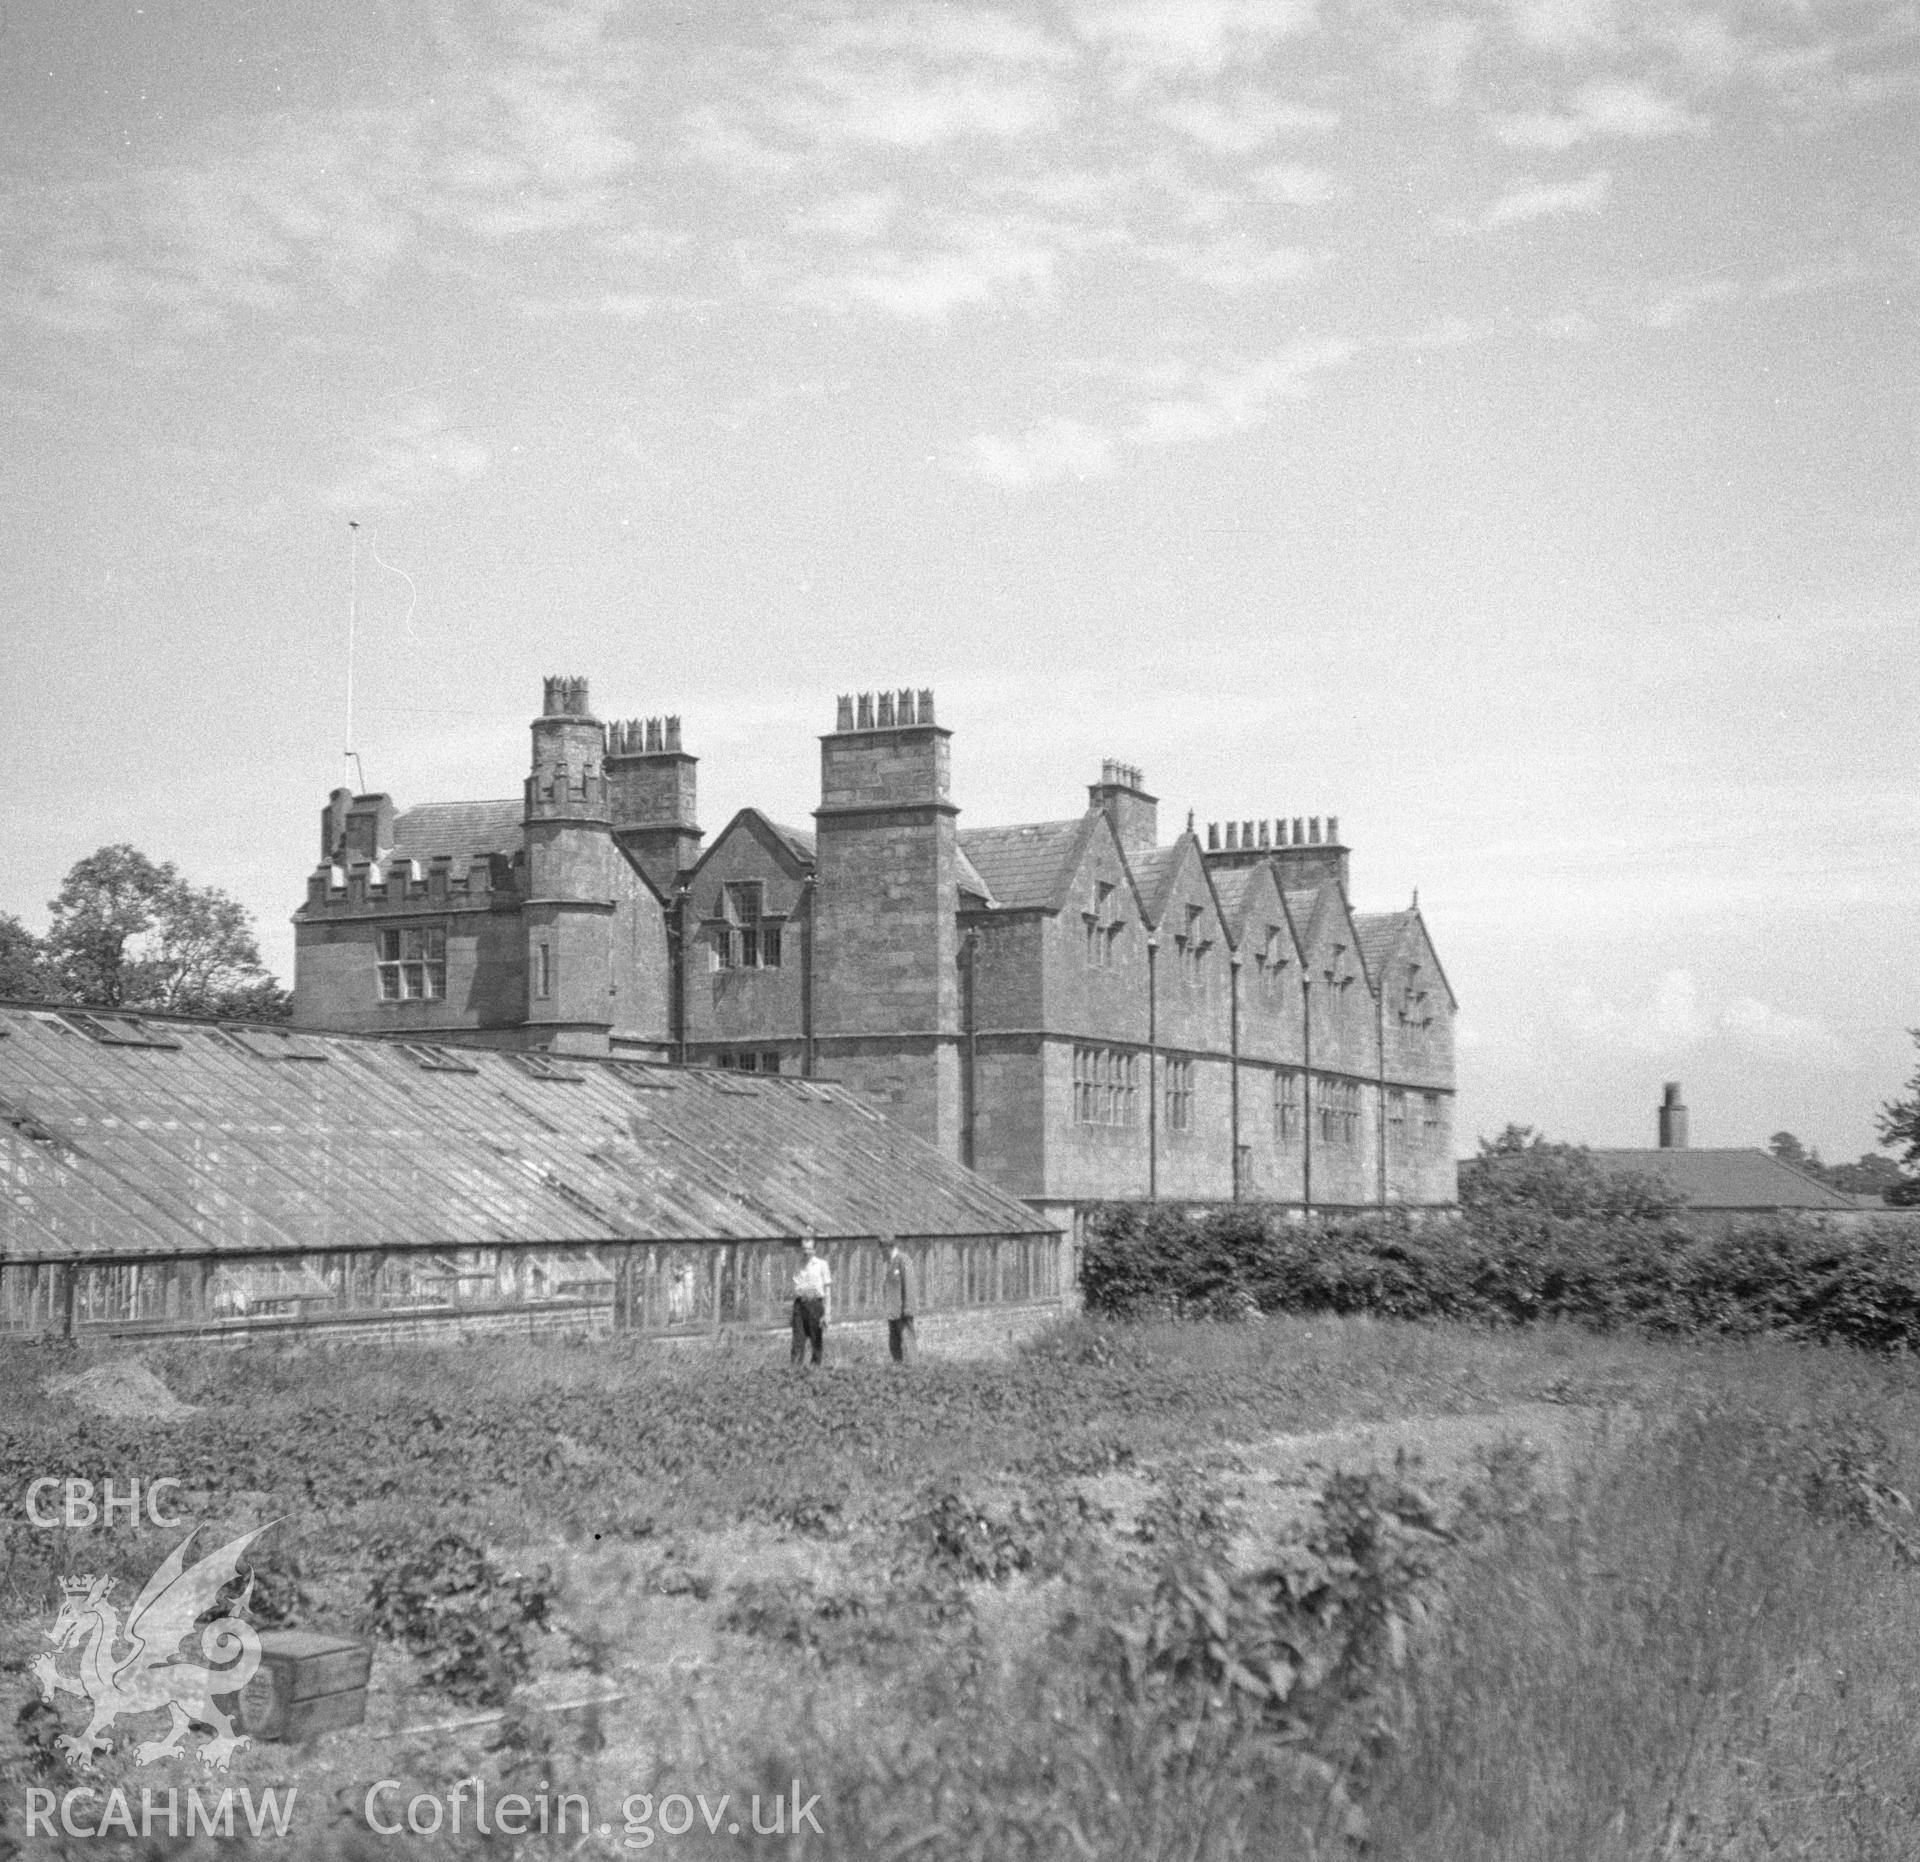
[1658,1081,1689,1150]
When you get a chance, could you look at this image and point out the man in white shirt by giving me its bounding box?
[790,1233,832,1367]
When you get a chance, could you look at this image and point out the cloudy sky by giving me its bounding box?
[1,0,1914,1159]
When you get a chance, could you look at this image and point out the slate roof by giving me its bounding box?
[955,846,995,905]
[763,821,816,866]
[1353,912,1414,978]
[1588,1148,1863,1212]
[958,820,1086,911]
[1282,888,1325,937]
[1209,866,1255,930]
[389,799,523,862]
[0,1006,1054,1265]
[1125,846,1185,922]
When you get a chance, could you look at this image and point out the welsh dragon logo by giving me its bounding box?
[32,1525,271,1772]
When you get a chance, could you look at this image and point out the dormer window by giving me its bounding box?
[1084,879,1123,969]
[1254,924,1289,995]
[1174,904,1210,986]
[1397,962,1433,1040]
[713,883,783,971]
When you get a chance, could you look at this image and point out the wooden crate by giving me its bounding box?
[233,1631,372,1743]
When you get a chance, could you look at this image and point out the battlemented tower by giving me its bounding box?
[523,675,616,1052]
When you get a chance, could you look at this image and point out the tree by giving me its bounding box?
[1823,1153,1907,1199]
[1460,1125,1680,1222]
[1765,1128,1911,1199]
[1767,1131,1823,1174]
[43,845,288,1019]
[44,845,169,1006]
[0,911,47,997]
[1878,1031,1920,1206]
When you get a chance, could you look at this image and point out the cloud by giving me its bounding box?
[965,338,1354,485]
[324,402,493,511]
[794,221,1059,321]
[1248,161,1346,206]
[1491,79,1709,147]
[0,0,647,345]
[787,190,903,241]
[1070,0,1319,78]
[0,118,418,341]
[1156,93,1340,150]
[1719,997,1852,1066]
[1405,315,1494,349]
[1397,16,1480,107]
[776,68,1065,147]
[1505,0,1618,58]
[1559,970,1851,1066]
[1448,168,1613,233]
[517,289,659,321]
[817,6,1075,68]
[967,417,1121,486]
[1659,12,1743,83]
[1146,236,1321,290]
[1637,275,1741,328]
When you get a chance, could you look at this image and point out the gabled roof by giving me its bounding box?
[957,819,1088,912]
[1352,911,1415,979]
[1351,905,1458,1009]
[764,821,816,866]
[688,809,816,886]
[1209,862,1287,947]
[0,1006,1053,1264]
[1124,833,1227,938]
[955,845,995,906]
[389,800,523,862]
[1284,882,1378,995]
[1280,886,1327,948]
[1124,845,1182,926]
[1588,1148,1863,1212]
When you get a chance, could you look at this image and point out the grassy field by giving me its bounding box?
[3,1317,1918,1858]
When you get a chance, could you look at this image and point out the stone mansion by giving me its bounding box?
[293,677,1457,1225]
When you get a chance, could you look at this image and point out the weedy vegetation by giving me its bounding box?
[1,1305,1917,1858]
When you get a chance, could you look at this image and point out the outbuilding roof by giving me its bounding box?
[0,1005,1053,1265]
[1588,1148,1863,1212]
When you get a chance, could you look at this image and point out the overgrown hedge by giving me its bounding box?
[1079,1203,1920,1351]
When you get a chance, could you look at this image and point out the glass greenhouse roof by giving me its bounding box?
[0,1007,1051,1265]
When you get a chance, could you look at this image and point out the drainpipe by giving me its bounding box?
[1376,979,1389,1208]
[669,886,688,1065]
[1301,977,1313,1220]
[1146,934,1159,1200]
[962,926,979,1170]
[800,875,816,1078]
[1229,951,1242,1200]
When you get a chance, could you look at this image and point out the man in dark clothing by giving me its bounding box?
[881,1235,914,1364]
